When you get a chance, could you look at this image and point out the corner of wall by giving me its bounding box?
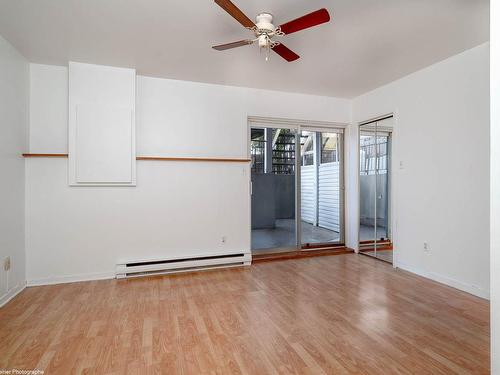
[0,34,29,307]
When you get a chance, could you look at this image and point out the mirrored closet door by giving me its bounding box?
[359,117,393,263]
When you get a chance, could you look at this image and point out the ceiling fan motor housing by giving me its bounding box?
[256,13,275,33]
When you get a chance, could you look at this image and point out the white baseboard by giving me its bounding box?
[0,282,27,308]
[395,261,489,300]
[27,271,115,287]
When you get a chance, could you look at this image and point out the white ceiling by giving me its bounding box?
[0,0,489,98]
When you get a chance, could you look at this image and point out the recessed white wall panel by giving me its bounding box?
[68,62,136,186]
[76,104,133,183]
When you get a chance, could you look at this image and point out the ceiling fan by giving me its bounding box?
[212,0,331,62]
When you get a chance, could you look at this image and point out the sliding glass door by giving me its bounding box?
[300,129,344,248]
[250,122,344,253]
[251,127,297,251]
[359,117,392,263]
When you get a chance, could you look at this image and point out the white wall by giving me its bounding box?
[26,65,351,284]
[352,43,490,298]
[30,64,67,152]
[491,0,499,371]
[0,35,28,306]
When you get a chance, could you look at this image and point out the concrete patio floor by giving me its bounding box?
[252,219,340,251]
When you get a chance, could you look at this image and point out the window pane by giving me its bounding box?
[250,128,265,174]
[321,133,338,164]
[272,129,296,174]
[300,131,314,166]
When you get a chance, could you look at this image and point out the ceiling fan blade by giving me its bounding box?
[212,40,254,51]
[279,8,330,35]
[272,44,300,62]
[214,0,255,28]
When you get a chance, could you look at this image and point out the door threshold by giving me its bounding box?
[252,247,354,263]
[302,243,346,251]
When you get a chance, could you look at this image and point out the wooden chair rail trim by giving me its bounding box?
[22,153,251,163]
[136,156,251,163]
[22,153,68,158]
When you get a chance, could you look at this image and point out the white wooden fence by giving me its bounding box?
[301,165,316,224]
[301,162,340,232]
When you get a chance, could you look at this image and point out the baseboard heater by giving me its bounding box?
[116,252,252,279]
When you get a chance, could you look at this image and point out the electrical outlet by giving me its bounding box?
[4,257,11,271]
[423,242,430,252]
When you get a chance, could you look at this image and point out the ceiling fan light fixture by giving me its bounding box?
[258,35,271,61]
[258,34,269,48]
[264,44,271,62]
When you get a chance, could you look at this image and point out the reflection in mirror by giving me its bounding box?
[359,119,393,263]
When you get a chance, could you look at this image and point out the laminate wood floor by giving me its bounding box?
[0,254,490,374]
